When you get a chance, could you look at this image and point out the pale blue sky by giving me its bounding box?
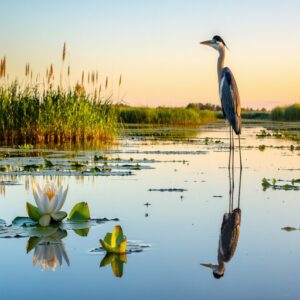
[1,0,300,108]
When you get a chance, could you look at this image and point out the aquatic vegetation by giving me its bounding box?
[94,154,108,161]
[271,104,300,121]
[256,129,272,138]
[18,144,34,150]
[258,145,266,151]
[117,106,217,125]
[70,161,86,170]
[68,202,90,221]
[148,188,187,192]
[23,164,43,171]
[100,225,127,254]
[44,158,54,168]
[281,226,297,232]
[262,178,300,191]
[0,83,118,144]
[27,181,68,226]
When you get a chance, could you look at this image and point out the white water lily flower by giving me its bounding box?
[32,180,68,226]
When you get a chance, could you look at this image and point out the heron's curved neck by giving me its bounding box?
[217,48,226,84]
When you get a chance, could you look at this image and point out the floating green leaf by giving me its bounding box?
[26,202,42,222]
[44,158,54,168]
[100,225,127,254]
[68,202,90,221]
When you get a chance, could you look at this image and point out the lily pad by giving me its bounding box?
[281,226,297,232]
[92,240,150,254]
[148,188,187,192]
[12,217,38,227]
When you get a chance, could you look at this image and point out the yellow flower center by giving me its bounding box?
[45,188,56,202]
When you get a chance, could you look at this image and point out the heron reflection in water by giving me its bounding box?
[201,167,242,279]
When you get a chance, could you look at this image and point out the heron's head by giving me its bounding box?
[200,262,225,279]
[212,266,225,279]
[200,35,227,52]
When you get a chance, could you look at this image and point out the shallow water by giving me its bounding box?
[0,122,299,300]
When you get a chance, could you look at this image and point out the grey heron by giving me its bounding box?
[200,35,242,169]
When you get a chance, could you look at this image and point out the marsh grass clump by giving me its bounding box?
[117,106,217,125]
[0,82,118,144]
[271,104,300,121]
[0,43,119,145]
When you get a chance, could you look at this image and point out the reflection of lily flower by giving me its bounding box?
[100,253,127,278]
[30,181,68,226]
[27,230,70,272]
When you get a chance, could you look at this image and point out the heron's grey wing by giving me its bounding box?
[220,67,241,134]
[219,211,241,262]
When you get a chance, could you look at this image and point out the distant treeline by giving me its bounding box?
[117,102,300,125]
[271,104,300,121]
[116,102,273,125]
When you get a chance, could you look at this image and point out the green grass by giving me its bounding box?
[0,82,118,144]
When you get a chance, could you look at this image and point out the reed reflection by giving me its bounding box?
[201,167,242,279]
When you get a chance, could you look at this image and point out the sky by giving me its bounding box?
[1,0,300,109]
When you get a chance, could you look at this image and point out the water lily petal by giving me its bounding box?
[32,181,45,213]
[39,215,51,227]
[55,186,68,212]
[41,192,51,213]
[51,186,63,213]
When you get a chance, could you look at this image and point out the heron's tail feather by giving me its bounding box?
[231,115,241,135]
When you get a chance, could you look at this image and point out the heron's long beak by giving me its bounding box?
[200,40,213,46]
[200,263,217,269]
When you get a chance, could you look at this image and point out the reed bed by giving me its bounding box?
[271,104,300,121]
[0,43,119,144]
[116,106,217,125]
[0,83,118,144]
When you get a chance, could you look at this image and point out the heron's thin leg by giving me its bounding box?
[231,128,235,212]
[228,125,232,169]
[228,154,232,212]
[238,134,242,169]
[232,128,235,190]
[237,167,242,209]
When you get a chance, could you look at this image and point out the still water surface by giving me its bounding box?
[0,122,299,300]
